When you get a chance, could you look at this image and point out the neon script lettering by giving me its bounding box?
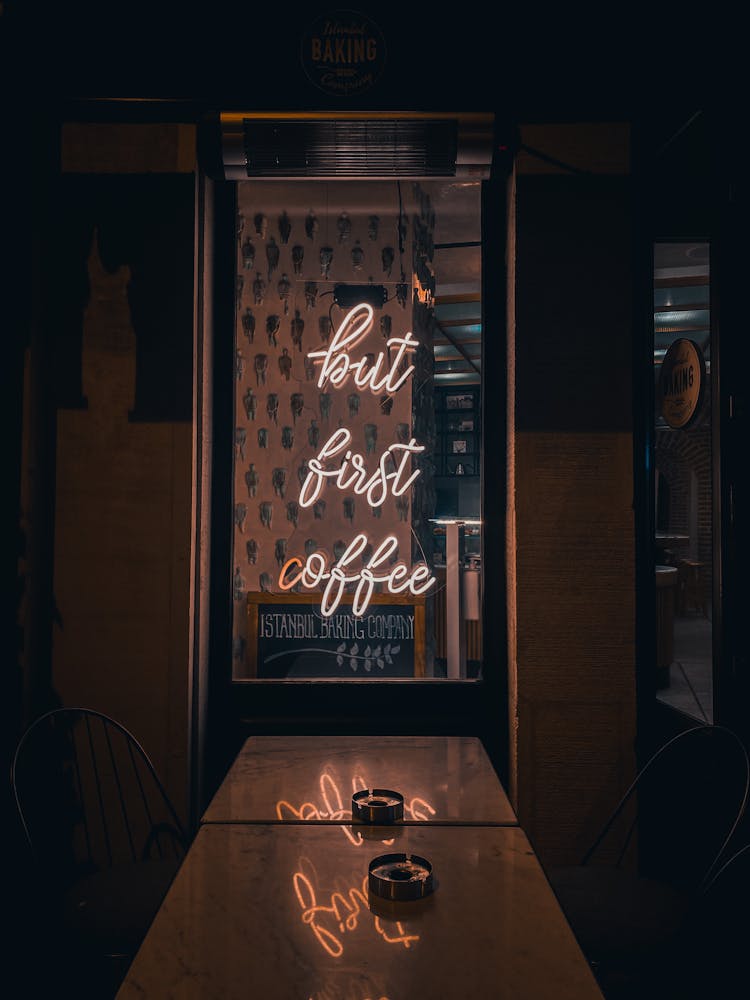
[307,303,418,393]
[298,427,424,509]
[279,533,436,618]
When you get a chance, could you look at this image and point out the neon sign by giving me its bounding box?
[276,770,436,847]
[278,302,436,617]
[294,868,419,958]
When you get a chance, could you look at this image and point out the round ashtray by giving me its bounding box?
[368,852,434,901]
[352,789,404,824]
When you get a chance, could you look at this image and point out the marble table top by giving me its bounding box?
[201,735,518,826]
[117,823,604,1000]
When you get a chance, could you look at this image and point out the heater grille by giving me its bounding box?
[219,113,495,180]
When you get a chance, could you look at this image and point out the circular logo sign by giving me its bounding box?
[301,9,387,97]
[658,338,706,429]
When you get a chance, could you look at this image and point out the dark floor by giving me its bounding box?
[657,606,713,723]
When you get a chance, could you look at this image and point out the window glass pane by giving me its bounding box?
[230,180,483,681]
[654,241,712,721]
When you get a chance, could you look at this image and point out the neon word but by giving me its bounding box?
[279,533,436,618]
[307,303,418,393]
[298,427,424,509]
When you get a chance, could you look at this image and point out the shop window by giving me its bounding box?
[229,180,483,681]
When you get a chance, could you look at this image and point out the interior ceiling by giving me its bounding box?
[653,242,710,364]
[427,180,482,386]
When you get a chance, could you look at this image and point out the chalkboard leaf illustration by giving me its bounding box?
[234,503,247,533]
[235,349,245,381]
[373,645,381,657]
[235,427,247,460]
[351,643,359,656]
[266,314,280,346]
[233,566,245,601]
[259,572,273,592]
[271,467,286,498]
[364,658,372,672]
[277,272,291,314]
[246,538,258,564]
[241,307,256,343]
[368,214,379,241]
[377,659,384,669]
[384,653,392,665]
[254,353,268,385]
[291,311,305,351]
[319,246,333,279]
[364,645,372,658]
[304,281,318,309]
[254,212,267,239]
[259,501,273,529]
[381,246,394,277]
[318,315,332,342]
[266,392,279,424]
[337,211,351,244]
[336,642,346,654]
[292,245,305,276]
[305,209,318,241]
[241,237,255,270]
[253,272,266,305]
[278,210,292,245]
[245,463,260,497]
[281,425,294,450]
[349,658,357,672]
[319,393,332,420]
[290,393,304,424]
[351,239,364,271]
[336,655,344,667]
[257,426,268,449]
[392,645,401,655]
[364,423,378,454]
[266,237,280,280]
[278,348,292,380]
[274,538,287,566]
[243,387,257,420]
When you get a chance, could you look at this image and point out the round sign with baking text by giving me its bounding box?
[658,338,706,429]
[301,9,387,97]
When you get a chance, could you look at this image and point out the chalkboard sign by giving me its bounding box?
[247,592,425,678]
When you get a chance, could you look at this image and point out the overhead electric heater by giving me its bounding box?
[218,111,495,181]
